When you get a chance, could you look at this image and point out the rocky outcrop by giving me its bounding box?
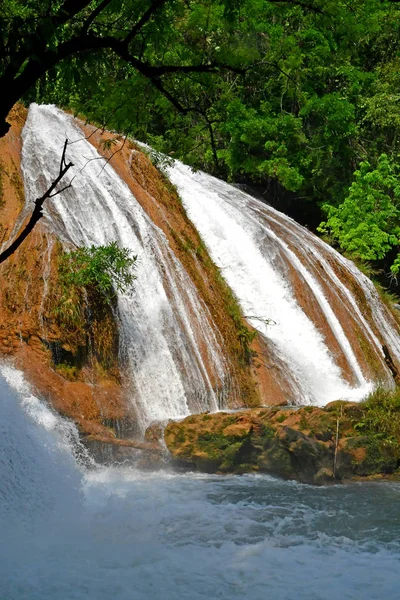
[164,402,400,484]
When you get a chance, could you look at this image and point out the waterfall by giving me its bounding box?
[19,103,400,415]
[21,104,228,430]
[167,162,400,404]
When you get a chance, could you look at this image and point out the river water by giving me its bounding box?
[1,365,399,600]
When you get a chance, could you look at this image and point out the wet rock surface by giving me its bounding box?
[164,403,400,484]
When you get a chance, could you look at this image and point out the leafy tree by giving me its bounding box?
[45,0,400,235]
[0,0,248,138]
[3,0,400,281]
[319,155,400,273]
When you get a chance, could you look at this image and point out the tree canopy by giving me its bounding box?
[2,0,400,278]
[0,0,246,137]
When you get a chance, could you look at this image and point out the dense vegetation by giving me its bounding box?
[2,0,400,281]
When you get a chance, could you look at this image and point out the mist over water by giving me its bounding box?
[1,365,400,600]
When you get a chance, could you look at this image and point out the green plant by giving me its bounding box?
[298,414,309,431]
[354,387,400,443]
[146,148,174,174]
[100,137,118,152]
[53,285,84,330]
[55,363,80,381]
[59,241,137,304]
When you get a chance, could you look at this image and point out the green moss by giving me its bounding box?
[298,414,309,431]
[275,414,287,423]
[258,445,293,477]
[219,441,248,471]
[55,363,80,381]
[197,431,240,451]
[258,423,275,440]
[174,427,187,444]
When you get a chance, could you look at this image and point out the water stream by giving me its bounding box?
[167,162,400,403]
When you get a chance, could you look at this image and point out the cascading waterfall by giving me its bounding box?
[19,103,400,415]
[167,162,400,404]
[21,104,228,430]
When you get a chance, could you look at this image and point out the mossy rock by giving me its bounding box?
[164,402,400,484]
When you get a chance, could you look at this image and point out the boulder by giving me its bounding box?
[164,404,400,484]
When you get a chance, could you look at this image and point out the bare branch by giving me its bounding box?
[77,135,129,174]
[0,140,74,264]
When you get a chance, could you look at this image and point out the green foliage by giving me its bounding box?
[54,283,84,331]
[354,387,400,444]
[59,242,137,305]
[319,155,400,272]
[55,363,80,381]
[5,0,400,280]
[144,147,174,174]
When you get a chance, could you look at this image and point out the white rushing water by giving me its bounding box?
[1,363,400,600]
[166,162,397,404]
[21,104,229,429]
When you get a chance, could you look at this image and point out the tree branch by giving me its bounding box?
[0,140,74,264]
[81,0,114,34]
[0,21,245,137]
[124,0,169,44]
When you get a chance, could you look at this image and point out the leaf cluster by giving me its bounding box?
[59,241,137,305]
[4,0,400,278]
[319,154,400,273]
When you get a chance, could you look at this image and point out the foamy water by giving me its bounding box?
[167,162,388,404]
[1,365,399,600]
